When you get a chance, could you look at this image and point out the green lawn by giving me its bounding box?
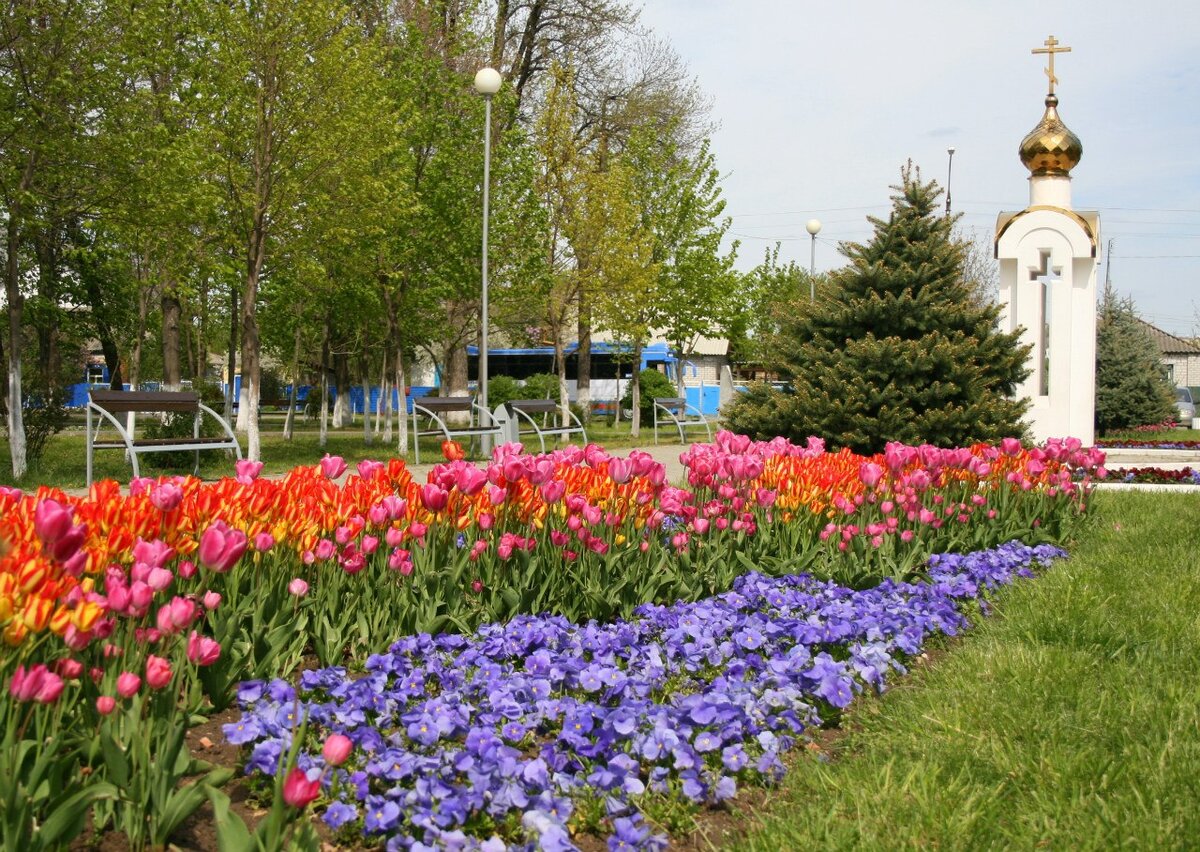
[740,490,1200,850]
[0,414,690,489]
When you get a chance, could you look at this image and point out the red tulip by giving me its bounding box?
[281,767,321,808]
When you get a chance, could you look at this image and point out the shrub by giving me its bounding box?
[620,368,678,422]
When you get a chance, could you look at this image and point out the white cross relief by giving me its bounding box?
[1030,250,1062,396]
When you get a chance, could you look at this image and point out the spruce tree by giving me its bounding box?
[726,165,1030,453]
[1094,286,1177,433]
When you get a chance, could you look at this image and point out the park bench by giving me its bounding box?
[653,397,712,445]
[86,390,242,486]
[410,396,505,464]
[501,399,588,453]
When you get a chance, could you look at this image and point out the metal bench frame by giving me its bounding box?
[653,396,712,445]
[410,396,505,463]
[87,390,242,486]
[504,399,588,453]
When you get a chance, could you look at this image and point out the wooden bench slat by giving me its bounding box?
[508,399,559,414]
[93,437,238,449]
[90,390,201,413]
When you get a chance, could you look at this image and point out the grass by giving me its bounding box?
[0,413,692,489]
[1102,427,1200,442]
[739,490,1200,851]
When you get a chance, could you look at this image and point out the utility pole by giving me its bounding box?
[1104,238,1114,291]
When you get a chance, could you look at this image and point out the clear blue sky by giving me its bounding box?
[638,0,1200,337]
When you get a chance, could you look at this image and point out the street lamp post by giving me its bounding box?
[474,67,502,452]
[805,219,821,301]
[945,146,955,215]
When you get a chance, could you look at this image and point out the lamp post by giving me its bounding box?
[474,67,501,451]
[945,146,955,215]
[805,219,821,301]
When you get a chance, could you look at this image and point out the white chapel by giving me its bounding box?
[995,36,1100,445]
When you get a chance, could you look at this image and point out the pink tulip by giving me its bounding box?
[539,480,566,504]
[48,523,87,563]
[33,498,74,548]
[186,632,221,666]
[55,658,83,679]
[471,579,483,593]
[235,458,264,483]
[608,457,633,484]
[367,504,389,526]
[859,462,884,489]
[133,538,175,568]
[129,581,154,612]
[254,532,275,552]
[146,567,173,592]
[420,484,449,513]
[314,539,336,561]
[288,578,309,597]
[116,672,141,697]
[177,560,196,579]
[385,527,404,548]
[145,655,172,689]
[693,518,710,534]
[322,733,353,766]
[202,590,222,611]
[10,664,64,703]
[318,454,347,480]
[357,459,384,480]
[408,522,427,539]
[198,520,248,573]
[360,535,379,555]
[96,696,117,715]
[149,482,183,511]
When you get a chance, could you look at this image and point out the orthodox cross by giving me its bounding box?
[1030,250,1061,396]
[1032,35,1071,94]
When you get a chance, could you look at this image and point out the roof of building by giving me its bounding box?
[1137,318,1200,355]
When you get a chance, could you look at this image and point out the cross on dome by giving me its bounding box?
[1032,35,1072,94]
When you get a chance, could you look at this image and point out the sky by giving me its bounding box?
[636,0,1200,337]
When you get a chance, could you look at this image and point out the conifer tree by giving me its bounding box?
[725,165,1030,453]
[1094,286,1177,433]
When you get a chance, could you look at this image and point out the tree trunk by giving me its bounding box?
[576,295,591,422]
[283,324,301,441]
[630,341,643,438]
[127,282,151,438]
[375,350,387,437]
[34,218,62,388]
[554,336,569,429]
[240,210,268,460]
[225,285,237,422]
[161,283,182,391]
[332,352,351,428]
[318,314,330,449]
[5,211,27,479]
[360,351,372,447]
[394,344,408,456]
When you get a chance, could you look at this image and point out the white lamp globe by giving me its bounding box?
[474,67,502,96]
[805,219,822,236]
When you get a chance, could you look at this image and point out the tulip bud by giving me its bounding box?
[322,733,353,766]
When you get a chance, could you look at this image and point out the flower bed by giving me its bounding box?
[1096,439,1200,450]
[227,541,1064,850]
[0,433,1102,847]
[1105,466,1200,485]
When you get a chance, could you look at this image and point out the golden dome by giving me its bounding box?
[1019,94,1082,176]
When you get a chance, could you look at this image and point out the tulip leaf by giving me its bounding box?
[205,785,255,852]
[36,782,119,847]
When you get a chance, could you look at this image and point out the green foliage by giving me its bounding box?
[726,166,1030,452]
[520,373,561,401]
[140,413,225,471]
[1094,287,1177,433]
[15,388,70,466]
[486,375,523,410]
[620,369,678,421]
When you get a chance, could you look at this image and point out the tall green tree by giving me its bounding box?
[725,165,1030,453]
[1094,285,1177,433]
[622,125,737,388]
[207,0,388,460]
